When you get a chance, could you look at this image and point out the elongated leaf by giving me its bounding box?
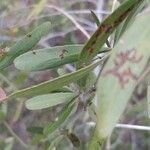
[25,92,76,110]
[90,10,100,26]
[148,85,150,118]
[3,54,109,101]
[14,45,83,71]
[43,98,75,135]
[0,22,51,70]
[14,45,109,71]
[79,0,144,66]
[90,11,111,48]
[96,12,150,139]
[114,0,145,45]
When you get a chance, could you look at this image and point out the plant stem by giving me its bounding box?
[88,130,105,150]
[3,121,28,148]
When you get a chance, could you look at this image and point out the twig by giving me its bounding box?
[3,121,28,148]
[46,5,90,39]
[116,124,150,131]
[87,121,150,131]
[35,10,110,21]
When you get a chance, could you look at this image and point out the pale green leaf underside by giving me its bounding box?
[14,45,109,71]
[14,45,83,71]
[25,92,75,110]
[96,12,150,139]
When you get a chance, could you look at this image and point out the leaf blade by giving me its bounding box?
[0,22,51,70]
[79,0,144,66]
[25,92,76,110]
[14,45,110,71]
[114,0,145,45]
[14,45,83,71]
[96,12,150,139]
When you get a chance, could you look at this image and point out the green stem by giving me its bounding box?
[88,130,105,150]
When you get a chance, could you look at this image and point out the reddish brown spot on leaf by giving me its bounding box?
[59,49,68,59]
[87,47,94,54]
[114,7,133,27]
[102,49,143,88]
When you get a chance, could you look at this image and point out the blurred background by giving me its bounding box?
[0,0,149,150]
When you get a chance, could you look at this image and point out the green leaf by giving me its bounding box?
[79,0,144,66]
[43,98,75,135]
[90,10,100,26]
[114,0,145,45]
[25,92,76,110]
[14,45,83,71]
[4,54,108,101]
[96,12,150,139]
[14,45,109,71]
[90,11,111,48]
[148,85,150,118]
[0,22,51,70]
